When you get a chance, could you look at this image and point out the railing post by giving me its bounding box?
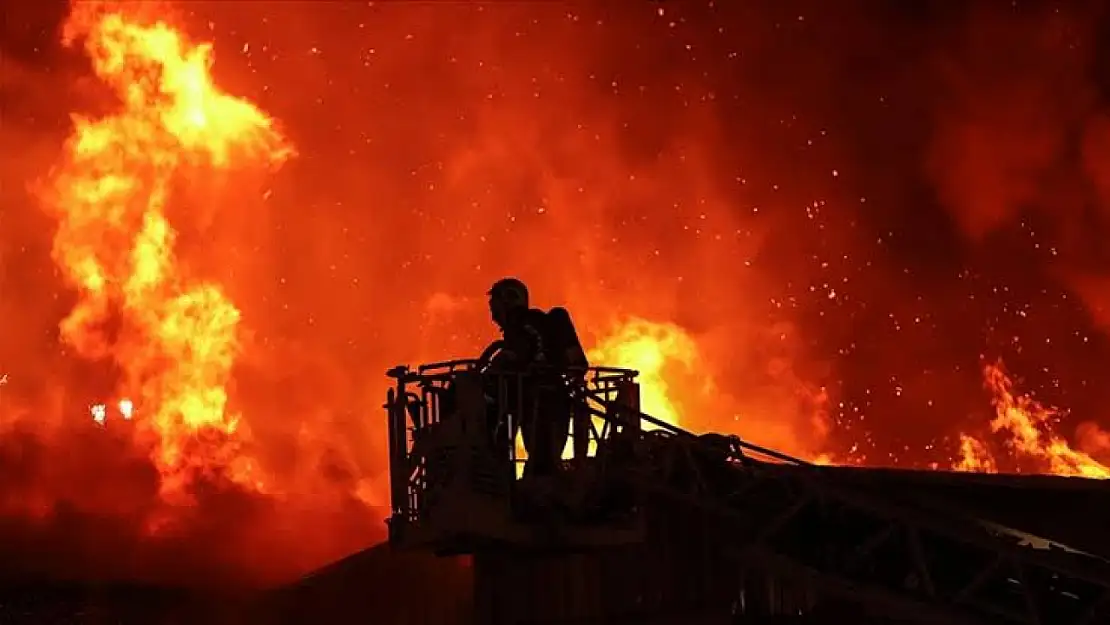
[573,391,589,462]
[618,380,642,433]
[387,380,408,527]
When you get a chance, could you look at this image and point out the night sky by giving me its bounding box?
[3,0,1110,581]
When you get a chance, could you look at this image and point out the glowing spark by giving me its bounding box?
[91,403,107,426]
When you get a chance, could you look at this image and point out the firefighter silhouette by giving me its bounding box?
[483,277,587,478]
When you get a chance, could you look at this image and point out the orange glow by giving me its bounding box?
[584,317,832,462]
[5,0,1107,587]
[588,318,699,428]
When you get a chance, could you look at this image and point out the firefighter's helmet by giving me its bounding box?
[488,277,529,326]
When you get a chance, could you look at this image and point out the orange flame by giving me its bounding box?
[582,317,833,462]
[44,5,293,500]
[953,433,998,474]
[955,362,1110,478]
[587,317,699,429]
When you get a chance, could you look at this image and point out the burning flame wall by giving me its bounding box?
[1,0,1109,584]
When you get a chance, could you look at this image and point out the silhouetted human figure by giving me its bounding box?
[484,278,587,478]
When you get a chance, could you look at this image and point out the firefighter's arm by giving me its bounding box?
[500,322,545,367]
[499,328,537,366]
[478,339,506,368]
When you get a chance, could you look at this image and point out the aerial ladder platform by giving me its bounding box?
[384,361,1110,625]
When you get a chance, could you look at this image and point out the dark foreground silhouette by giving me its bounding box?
[0,543,471,625]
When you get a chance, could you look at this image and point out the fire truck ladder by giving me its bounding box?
[579,386,1110,625]
[385,363,1110,625]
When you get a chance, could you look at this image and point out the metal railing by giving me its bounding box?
[385,361,642,528]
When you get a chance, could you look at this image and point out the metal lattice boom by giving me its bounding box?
[385,362,1110,625]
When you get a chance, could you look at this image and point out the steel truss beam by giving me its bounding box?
[584,392,1110,625]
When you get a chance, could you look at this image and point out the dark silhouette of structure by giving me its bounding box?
[378,360,1110,625]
